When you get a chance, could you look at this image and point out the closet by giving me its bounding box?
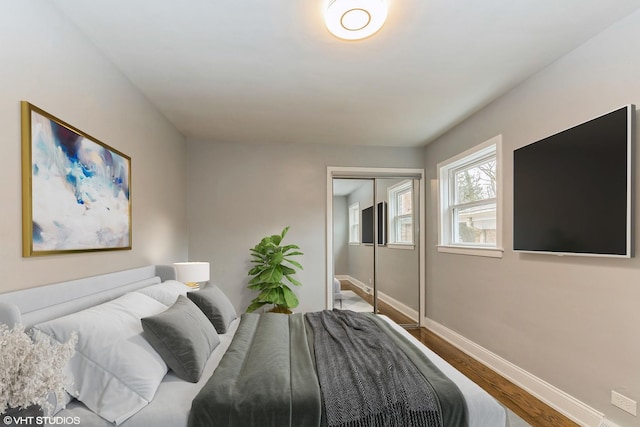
[329,169,423,327]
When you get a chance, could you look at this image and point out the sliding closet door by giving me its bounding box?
[332,179,374,313]
[374,178,420,326]
[332,175,420,326]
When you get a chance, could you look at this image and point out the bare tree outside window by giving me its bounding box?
[453,159,497,245]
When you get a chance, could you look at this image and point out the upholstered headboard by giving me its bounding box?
[0,265,176,328]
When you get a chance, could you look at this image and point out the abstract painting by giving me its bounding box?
[21,102,131,256]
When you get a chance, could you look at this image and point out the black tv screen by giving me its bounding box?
[513,105,634,257]
[361,204,386,245]
[361,206,374,244]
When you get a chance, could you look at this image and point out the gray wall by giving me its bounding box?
[347,182,374,289]
[424,9,640,426]
[186,139,423,313]
[332,195,348,275]
[0,1,188,293]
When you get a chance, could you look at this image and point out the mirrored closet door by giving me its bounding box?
[332,175,420,327]
[375,178,420,326]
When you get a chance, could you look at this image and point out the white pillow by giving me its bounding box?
[34,292,169,425]
[135,280,189,306]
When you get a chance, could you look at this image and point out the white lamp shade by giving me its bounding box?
[173,262,210,284]
[325,0,388,41]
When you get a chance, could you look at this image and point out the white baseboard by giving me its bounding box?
[600,419,624,427]
[423,317,606,427]
[337,275,371,293]
[377,291,418,323]
[337,276,418,322]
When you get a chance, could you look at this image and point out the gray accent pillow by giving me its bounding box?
[187,284,238,334]
[141,295,220,383]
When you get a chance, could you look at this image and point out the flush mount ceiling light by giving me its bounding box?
[325,0,388,41]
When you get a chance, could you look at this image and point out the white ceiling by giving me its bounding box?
[52,0,640,148]
[333,179,371,197]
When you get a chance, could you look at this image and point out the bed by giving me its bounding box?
[0,265,506,427]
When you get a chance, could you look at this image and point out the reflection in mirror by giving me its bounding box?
[332,178,419,326]
[332,179,374,313]
[375,178,419,325]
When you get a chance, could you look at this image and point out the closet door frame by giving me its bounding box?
[326,166,425,327]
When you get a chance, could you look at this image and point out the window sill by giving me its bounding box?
[387,244,415,250]
[437,245,504,258]
[348,242,360,246]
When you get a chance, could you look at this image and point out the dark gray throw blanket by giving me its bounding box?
[306,310,467,427]
[188,310,468,427]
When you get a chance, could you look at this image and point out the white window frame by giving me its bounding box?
[387,180,414,249]
[437,135,503,258]
[348,202,360,244]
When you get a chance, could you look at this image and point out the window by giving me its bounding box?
[348,202,360,244]
[388,180,413,246]
[438,135,503,257]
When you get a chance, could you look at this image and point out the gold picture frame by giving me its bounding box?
[21,101,132,257]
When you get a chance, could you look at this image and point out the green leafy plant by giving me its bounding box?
[246,226,303,313]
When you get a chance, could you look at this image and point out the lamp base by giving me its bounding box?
[185,282,200,290]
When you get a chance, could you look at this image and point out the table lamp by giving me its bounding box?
[173,262,210,289]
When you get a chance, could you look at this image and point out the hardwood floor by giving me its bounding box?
[409,328,578,427]
[340,281,578,427]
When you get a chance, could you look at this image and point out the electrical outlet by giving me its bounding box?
[612,390,637,416]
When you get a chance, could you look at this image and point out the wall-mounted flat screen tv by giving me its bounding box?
[361,206,374,244]
[361,203,386,245]
[513,105,634,257]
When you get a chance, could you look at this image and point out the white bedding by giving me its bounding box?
[49,318,240,427]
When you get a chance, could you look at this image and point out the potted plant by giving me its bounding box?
[246,226,303,314]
